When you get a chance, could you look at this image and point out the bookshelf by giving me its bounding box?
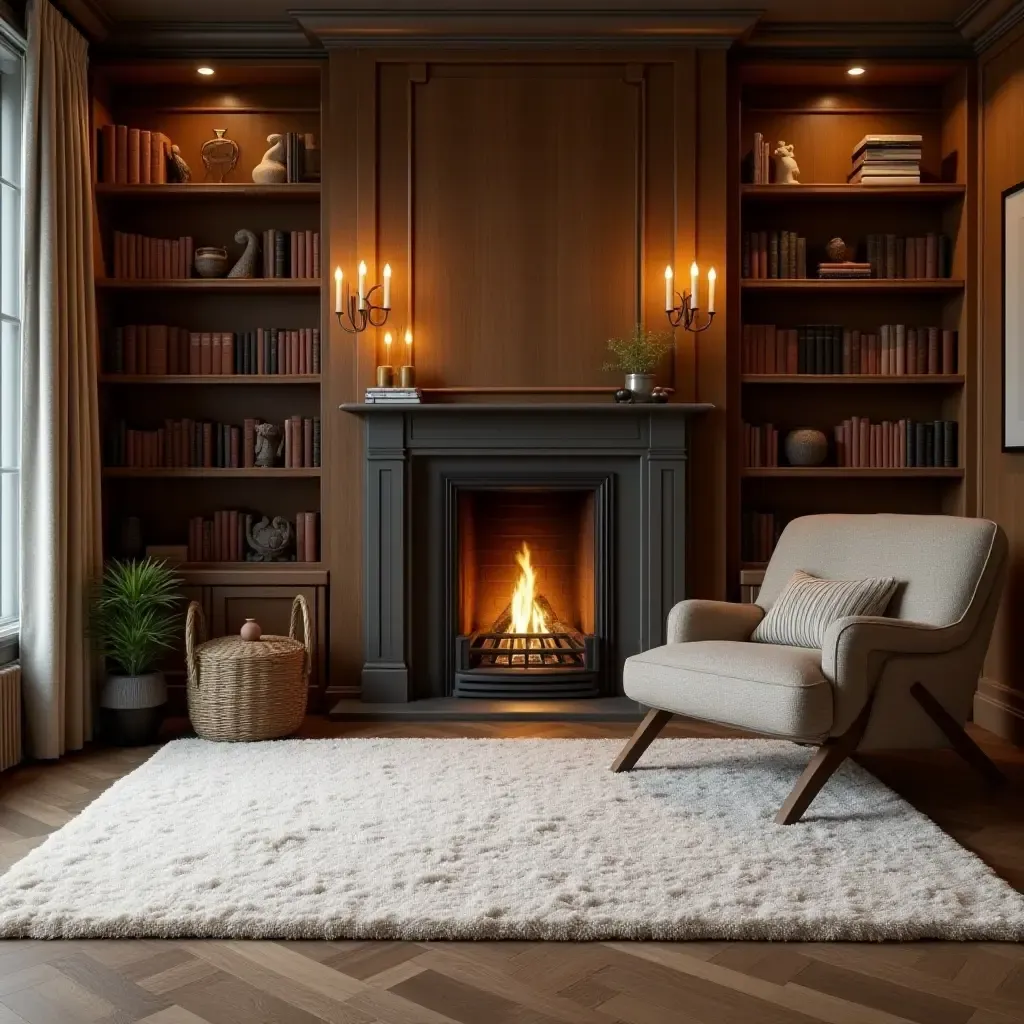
[91,59,328,701]
[732,59,974,586]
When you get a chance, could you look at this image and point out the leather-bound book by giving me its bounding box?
[289,231,298,279]
[291,415,302,468]
[283,417,292,469]
[906,329,917,376]
[189,332,201,375]
[243,419,256,468]
[927,327,939,374]
[200,333,212,375]
[295,515,305,563]
[312,329,320,374]
[303,418,313,468]
[312,232,320,278]
[916,236,928,278]
[222,333,234,374]
[905,237,916,279]
[304,513,318,563]
[163,238,172,279]
[942,330,956,374]
[150,324,168,375]
[796,236,806,278]
[139,131,151,184]
[895,324,906,375]
[202,422,212,468]
[127,128,140,184]
[312,418,321,468]
[115,124,128,183]
[230,427,240,469]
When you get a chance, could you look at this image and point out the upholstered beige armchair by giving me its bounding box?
[613,514,1008,824]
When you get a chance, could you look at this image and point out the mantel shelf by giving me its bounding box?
[742,467,963,479]
[95,183,321,199]
[341,402,715,415]
[103,468,321,478]
[741,184,966,202]
[741,374,964,385]
[741,280,965,293]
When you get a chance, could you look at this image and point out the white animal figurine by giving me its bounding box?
[252,134,287,184]
[773,141,800,185]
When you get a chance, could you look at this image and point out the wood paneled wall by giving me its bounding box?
[324,49,729,694]
[978,25,1024,743]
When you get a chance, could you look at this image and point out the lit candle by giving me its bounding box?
[707,267,717,313]
[690,262,699,309]
[334,267,342,313]
[664,265,674,312]
[382,263,392,309]
[384,331,393,365]
[358,261,367,310]
[405,329,413,364]
[400,329,415,387]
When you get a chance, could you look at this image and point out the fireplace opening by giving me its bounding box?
[454,490,600,698]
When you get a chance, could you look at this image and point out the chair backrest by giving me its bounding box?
[757,514,1005,628]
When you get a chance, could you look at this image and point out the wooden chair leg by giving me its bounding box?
[910,682,1007,788]
[611,709,673,773]
[775,702,873,825]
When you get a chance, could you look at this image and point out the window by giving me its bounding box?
[0,32,22,641]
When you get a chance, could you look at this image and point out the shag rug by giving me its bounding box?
[0,738,1022,941]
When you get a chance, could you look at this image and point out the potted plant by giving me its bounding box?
[603,324,674,401]
[93,558,181,745]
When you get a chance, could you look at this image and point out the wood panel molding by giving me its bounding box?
[974,677,1024,745]
[958,0,1024,52]
[742,21,970,56]
[98,21,316,56]
[291,4,761,49]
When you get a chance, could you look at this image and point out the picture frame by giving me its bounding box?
[1002,179,1024,450]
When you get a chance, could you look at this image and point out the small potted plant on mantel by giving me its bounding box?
[603,323,674,401]
[93,558,181,746]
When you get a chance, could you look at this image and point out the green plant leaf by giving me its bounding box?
[602,324,674,375]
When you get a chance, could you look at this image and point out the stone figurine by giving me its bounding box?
[252,134,287,184]
[166,144,192,183]
[246,516,293,562]
[227,229,259,278]
[826,237,851,263]
[253,422,284,468]
[773,141,800,185]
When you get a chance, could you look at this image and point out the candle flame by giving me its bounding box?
[708,267,717,280]
[334,267,342,282]
[383,263,392,278]
[404,329,413,346]
[664,265,673,279]
[384,332,392,346]
[690,261,699,276]
[358,260,367,275]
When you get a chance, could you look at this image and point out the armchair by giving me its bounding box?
[612,513,1008,824]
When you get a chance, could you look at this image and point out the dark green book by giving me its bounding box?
[933,420,944,468]
[270,328,279,375]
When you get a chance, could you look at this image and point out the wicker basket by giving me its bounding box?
[185,595,310,741]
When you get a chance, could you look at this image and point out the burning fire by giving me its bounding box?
[509,542,548,635]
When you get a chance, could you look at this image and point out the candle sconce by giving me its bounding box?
[666,290,716,333]
[334,263,392,335]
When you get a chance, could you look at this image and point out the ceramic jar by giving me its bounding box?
[194,246,229,278]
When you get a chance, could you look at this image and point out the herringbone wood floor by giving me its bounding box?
[0,716,1022,1024]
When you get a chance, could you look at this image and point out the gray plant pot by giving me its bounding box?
[99,672,167,746]
[625,373,656,401]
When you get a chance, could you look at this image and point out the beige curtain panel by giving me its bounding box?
[20,0,102,759]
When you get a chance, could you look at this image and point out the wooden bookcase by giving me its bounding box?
[90,60,328,706]
[731,60,975,588]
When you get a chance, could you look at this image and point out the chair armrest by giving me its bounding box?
[821,615,963,732]
[667,600,764,644]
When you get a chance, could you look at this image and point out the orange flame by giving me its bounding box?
[509,542,547,634]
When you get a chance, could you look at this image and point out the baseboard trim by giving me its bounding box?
[974,678,1024,746]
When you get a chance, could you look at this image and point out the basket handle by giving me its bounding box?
[185,600,207,688]
[289,594,312,677]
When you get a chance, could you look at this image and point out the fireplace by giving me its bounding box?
[453,489,601,698]
[341,402,710,706]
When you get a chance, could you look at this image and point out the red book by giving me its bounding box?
[115,124,128,184]
[257,328,265,374]
[312,232,320,278]
[304,512,317,563]
[243,418,256,468]
[139,131,151,185]
[296,514,305,563]
[200,333,212,375]
[151,133,165,185]
[127,128,140,184]
[290,231,298,279]
[296,231,306,279]
[291,415,302,469]
[230,510,240,561]
[283,418,292,468]
[303,418,313,468]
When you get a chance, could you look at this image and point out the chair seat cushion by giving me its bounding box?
[623,640,834,741]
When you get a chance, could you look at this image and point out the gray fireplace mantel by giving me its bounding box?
[341,401,713,703]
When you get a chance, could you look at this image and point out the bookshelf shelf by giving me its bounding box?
[741,184,966,202]
[95,279,321,293]
[741,374,964,385]
[103,468,322,479]
[100,374,321,385]
[96,183,321,199]
[741,467,964,479]
[741,279,965,293]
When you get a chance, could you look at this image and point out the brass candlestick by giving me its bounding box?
[399,364,415,388]
[376,365,394,388]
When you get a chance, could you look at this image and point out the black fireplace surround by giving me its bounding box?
[341,403,711,703]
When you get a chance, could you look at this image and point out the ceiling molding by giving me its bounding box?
[97,20,316,56]
[56,0,111,41]
[743,20,971,56]
[956,0,1024,52]
[289,5,763,50]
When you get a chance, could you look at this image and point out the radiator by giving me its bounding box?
[0,664,21,771]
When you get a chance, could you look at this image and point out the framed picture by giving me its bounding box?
[1003,179,1024,450]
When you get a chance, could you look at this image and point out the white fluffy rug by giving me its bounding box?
[0,738,1022,941]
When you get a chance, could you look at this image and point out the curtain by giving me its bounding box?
[20,0,102,758]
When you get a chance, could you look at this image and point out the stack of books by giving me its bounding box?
[364,387,422,404]
[97,125,171,185]
[849,134,922,185]
[834,418,958,468]
[742,423,779,468]
[817,262,872,280]
[750,132,772,184]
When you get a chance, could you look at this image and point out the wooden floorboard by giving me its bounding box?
[0,717,1020,1024]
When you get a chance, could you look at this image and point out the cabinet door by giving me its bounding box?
[209,585,323,689]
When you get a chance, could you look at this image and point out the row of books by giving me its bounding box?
[865,234,951,279]
[103,326,321,377]
[278,132,321,183]
[742,511,780,564]
[742,423,779,468]
[112,233,193,280]
[105,417,322,470]
[186,511,320,564]
[833,418,958,468]
[750,132,773,185]
[849,135,922,186]
[261,230,321,279]
[742,230,807,279]
[96,125,171,185]
[741,324,958,376]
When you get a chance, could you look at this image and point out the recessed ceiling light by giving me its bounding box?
[847,66,866,77]
[197,66,215,76]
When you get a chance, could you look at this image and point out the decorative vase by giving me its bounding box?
[240,618,263,641]
[252,134,287,184]
[227,229,259,278]
[99,672,167,746]
[201,128,239,183]
[625,373,656,402]
[194,246,229,278]
[784,428,829,466]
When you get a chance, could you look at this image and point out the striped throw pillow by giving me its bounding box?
[751,569,898,649]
